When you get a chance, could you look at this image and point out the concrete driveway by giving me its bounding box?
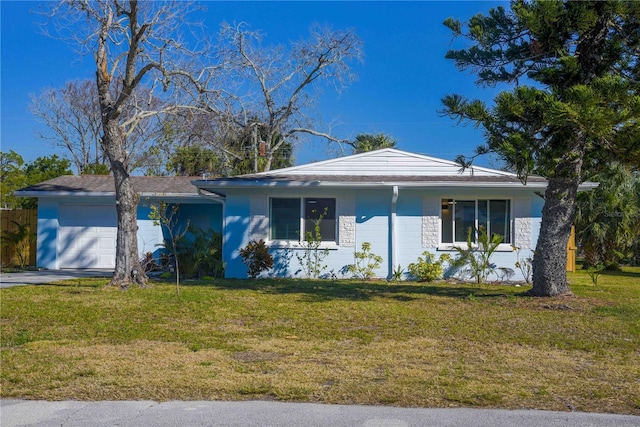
[1,400,639,427]
[0,269,112,288]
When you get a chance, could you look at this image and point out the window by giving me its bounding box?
[441,199,511,244]
[270,197,336,242]
[270,198,300,240]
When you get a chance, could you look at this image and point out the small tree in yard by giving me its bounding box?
[150,202,189,296]
[442,1,640,296]
[296,208,330,279]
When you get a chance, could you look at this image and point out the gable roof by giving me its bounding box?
[256,148,519,178]
[15,175,202,198]
[194,148,550,193]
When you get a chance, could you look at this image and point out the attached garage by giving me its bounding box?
[58,204,117,268]
[16,175,224,271]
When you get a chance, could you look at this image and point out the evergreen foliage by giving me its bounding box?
[441,0,640,295]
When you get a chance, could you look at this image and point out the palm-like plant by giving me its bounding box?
[453,227,503,284]
[576,165,640,269]
[1,221,33,269]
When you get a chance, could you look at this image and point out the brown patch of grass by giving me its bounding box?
[1,269,639,414]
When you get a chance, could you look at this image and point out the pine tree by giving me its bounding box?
[441,0,640,296]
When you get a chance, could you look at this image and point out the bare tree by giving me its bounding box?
[30,79,168,175]
[30,80,104,174]
[44,0,219,287]
[219,23,363,172]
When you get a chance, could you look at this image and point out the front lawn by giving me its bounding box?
[1,268,638,414]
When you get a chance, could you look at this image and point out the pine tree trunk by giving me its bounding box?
[530,170,581,297]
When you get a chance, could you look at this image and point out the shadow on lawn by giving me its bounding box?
[205,279,526,302]
[601,269,640,279]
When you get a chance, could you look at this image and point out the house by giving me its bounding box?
[16,176,221,269]
[194,148,579,281]
[17,149,592,281]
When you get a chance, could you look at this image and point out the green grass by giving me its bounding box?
[1,268,639,414]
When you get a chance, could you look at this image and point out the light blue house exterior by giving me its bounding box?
[17,176,222,269]
[19,149,592,281]
[194,149,555,281]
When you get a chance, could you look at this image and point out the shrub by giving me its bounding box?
[296,208,329,279]
[513,246,533,284]
[346,242,383,279]
[453,226,502,284]
[408,252,452,282]
[586,263,605,286]
[176,227,224,279]
[390,264,405,283]
[239,239,274,278]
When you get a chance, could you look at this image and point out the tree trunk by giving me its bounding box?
[102,120,147,287]
[530,171,581,297]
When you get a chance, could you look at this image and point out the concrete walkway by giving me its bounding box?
[1,400,639,427]
[0,269,112,288]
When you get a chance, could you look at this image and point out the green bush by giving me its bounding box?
[239,239,274,278]
[346,242,383,279]
[176,227,224,279]
[408,252,452,282]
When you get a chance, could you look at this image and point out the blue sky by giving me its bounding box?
[1,1,508,170]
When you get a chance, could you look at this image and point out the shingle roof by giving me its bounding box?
[17,175,200,195]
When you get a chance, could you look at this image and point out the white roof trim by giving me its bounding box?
[253,148,520,178]
[196,179,549,189]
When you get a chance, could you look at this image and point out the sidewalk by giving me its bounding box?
[2,400,639,427]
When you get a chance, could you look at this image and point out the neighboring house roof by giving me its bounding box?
[15,175,203,198]
[194,148,553,193]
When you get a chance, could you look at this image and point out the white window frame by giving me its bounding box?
[268,196,338,248]
[439,197,514,251]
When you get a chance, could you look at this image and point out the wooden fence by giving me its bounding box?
[567,226,577,272]
[1,209,37,267]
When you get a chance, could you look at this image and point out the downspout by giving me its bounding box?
[390,185,399,278]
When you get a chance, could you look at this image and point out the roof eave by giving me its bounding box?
[195,180,550,190]
[14,191,116,198]
[14,191,201,199]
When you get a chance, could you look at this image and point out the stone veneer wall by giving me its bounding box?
[338,194,356,247]
[422,197,440,248]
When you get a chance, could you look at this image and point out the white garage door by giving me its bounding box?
[58,204,117,268]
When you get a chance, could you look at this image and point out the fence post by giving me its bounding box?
[566,226,577,272]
